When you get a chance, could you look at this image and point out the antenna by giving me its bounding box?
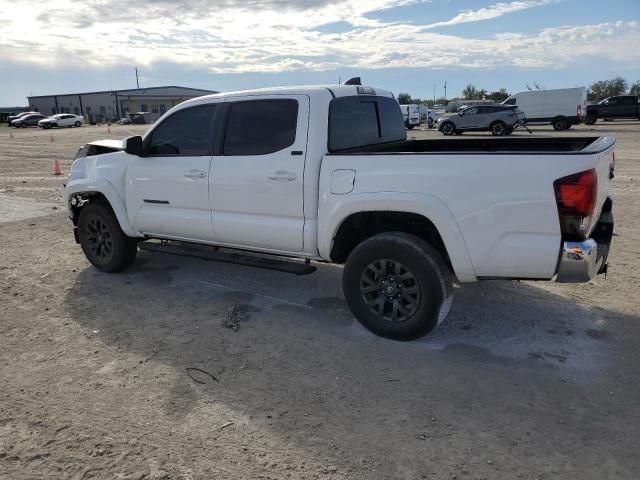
[135,67,140,89]
[444,81,447,100]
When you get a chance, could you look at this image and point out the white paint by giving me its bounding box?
[65,85,614,284]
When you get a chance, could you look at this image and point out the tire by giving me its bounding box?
[343,232,453,341]
[490,121,506,136]
[406,124,414,130]
[585,115,597,125]
[75,121,81,127]
[427,118,434,129]
[552,117,568,131]
[77,203,138,273]
[440,122,455,136]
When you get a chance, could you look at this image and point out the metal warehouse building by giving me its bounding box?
[27,86,217,124]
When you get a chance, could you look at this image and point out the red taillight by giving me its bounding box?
[554,169,597,239]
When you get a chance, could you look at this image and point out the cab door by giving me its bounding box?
[125,103,218,241]
[209,95,309,252]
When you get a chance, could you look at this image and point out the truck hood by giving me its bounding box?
[74,138,125,160]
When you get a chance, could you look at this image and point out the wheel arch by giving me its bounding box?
[66,181,138,237]
[319,193,477,282]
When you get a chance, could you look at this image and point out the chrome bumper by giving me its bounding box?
[556,239,600,283]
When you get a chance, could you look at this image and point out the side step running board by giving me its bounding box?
[138,240,317,276]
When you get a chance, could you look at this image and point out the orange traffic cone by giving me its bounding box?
[50,133,54,142]
[53,159,62,176]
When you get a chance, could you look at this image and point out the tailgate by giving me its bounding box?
[583,136,615,228]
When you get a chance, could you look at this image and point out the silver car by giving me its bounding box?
[438,105,526,136]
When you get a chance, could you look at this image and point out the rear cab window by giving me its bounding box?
[329,96,406,152]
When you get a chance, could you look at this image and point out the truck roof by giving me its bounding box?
[181,84,395,106]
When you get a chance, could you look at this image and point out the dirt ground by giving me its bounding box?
[1,120,639,480]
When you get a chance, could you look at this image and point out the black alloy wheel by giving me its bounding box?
[360,259,421,323]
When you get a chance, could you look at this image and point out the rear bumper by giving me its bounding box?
[556,239,599,282]
[556,197,614,283]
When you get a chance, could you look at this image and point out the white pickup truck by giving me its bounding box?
[64,84,615,340]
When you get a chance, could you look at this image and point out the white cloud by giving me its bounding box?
[0,0,638,76]
[421,0,557,30]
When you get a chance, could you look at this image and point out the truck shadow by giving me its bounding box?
[63,250,631,473]
[65,250,620,374]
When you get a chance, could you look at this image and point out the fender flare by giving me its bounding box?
[318,192,477,282]
[65,179,139,237]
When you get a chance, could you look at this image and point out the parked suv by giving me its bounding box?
[438,105,525,136]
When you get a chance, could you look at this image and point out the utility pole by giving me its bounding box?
[135,67,140,89]
[433,82,436,103]
[444,81,447,100]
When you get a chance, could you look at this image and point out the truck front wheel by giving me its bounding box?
[343,232,453,341]
[584,115,597,125]
[78,203,138,272]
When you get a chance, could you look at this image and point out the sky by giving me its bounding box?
[1,0,639,106]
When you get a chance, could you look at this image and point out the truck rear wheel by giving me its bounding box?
[78,203,138,273]
[552,117,568,131]
[584,115,597,125]
[343,232,453,341]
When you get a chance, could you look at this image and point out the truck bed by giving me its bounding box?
[331,137,602,154]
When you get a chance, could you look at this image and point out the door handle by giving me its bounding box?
[184,169,207,179]
[268,170,297,181]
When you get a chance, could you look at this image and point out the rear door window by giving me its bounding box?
[223,100,298,156]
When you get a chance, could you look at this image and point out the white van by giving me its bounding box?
[502,87,587,130]
[399,104,421,129]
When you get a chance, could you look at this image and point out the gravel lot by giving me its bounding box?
[1,121,639,479]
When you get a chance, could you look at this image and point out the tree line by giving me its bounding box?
[397,77,640,106]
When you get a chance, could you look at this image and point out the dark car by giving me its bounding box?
[585,95,639,124]
[7,111,38,125]
[437,105,526,136]
[11,114,47,128]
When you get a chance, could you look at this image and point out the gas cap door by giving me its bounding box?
[330,169,356,195]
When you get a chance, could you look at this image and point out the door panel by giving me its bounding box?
[210,95,309,252]
[125,103,218,241]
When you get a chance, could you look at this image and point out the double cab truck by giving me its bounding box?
[64,84,615,341]
[585,95,640,124]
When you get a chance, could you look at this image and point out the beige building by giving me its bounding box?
[27,86,217,124]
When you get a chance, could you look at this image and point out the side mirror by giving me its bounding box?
[124,136,143,156]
